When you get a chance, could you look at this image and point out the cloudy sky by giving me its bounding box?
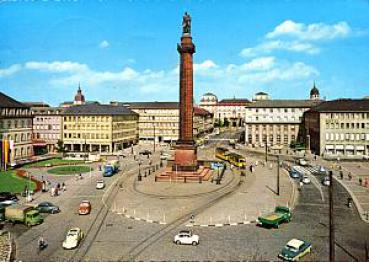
[0,0,369,106]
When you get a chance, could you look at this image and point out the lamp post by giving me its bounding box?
[138,160,142,181]
[153,123,156,152]
[277,155,280,196]
[265,143,268,163]
[329,170,335,261]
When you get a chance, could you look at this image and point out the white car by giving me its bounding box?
[322,176,331,186]
[174,230,199,246]
[96,180,105,189]
[299,159,308,166]
[319,166,327,175]
[160,153,171,160]
[302,175,311,184]
[62,228,84,250]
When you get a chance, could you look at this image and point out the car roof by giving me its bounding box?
[81,200,90,203]
[69,228,80,233]
[179,230,191,234]
[287,239,304,249]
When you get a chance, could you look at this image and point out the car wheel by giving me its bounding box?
[192,241,198,246]
[176,240,181,245]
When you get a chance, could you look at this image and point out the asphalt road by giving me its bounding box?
[5,135,369,261]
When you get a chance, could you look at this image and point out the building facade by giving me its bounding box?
[114,102,213,144]
[198,93,250,127]
[245,99,319,148]
[0,92,33,168]
[62,103,139,154]
[304,99,369,158]
[30,105,63,154]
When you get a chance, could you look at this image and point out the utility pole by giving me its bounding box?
[153,124,156,152]
[329,170,335,261]
[265,143,268,162]
[277,155,280,196]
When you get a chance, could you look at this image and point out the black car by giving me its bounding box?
[37,202,60,214]
[139,150,152,156]
[0,192,18,204]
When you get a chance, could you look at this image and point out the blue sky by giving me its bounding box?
[0,0,369,106]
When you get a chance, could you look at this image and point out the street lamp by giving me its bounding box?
[153,123,156,152]
[138,160,142,181]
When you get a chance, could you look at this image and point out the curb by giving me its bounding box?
[332,175,369,223]
[118,213,167,225]
[186,220,257,228]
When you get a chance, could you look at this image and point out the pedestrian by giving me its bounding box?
[62,182,66,192]
[348,172,352,181]
[359,177,363,186]
[340,171,343,180]
[57,183,60,190]
[79,173,82,180]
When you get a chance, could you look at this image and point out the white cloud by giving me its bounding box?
[25,61,89,73]
[266,20,351,41]
[240,40,320,57]
[0,64,22,77]
[99,40,110,49]
[4,58,318,100]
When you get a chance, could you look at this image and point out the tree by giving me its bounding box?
[55,139,67,156]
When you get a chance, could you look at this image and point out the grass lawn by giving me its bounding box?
[0,171,36,193]
[47,165,92,175]
[24,157,84,168]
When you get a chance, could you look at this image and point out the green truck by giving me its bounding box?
[257,206,291,228]
[5,204,43,227]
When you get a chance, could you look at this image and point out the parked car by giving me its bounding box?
[322,176,331,186]
[96,180,105,190]
[298,159,308,166]
[139,150,152,156]
[289,170,300,179]
[78,200,91,215]
[174,230,199,246]
[160,153,171,160]
[318,166,327,175]
[62,228,84,249]
[301,175,311,184]
[0,192,18,205]
[36,202,60,214]
[278,238,312,261]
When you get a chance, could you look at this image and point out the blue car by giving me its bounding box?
[289,170,300,179]
[278,239,312,261]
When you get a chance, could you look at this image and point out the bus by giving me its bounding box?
[228,153,246,168]
[215,147,230,161]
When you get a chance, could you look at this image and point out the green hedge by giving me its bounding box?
[47,165,92,175]
[25,158,84,168]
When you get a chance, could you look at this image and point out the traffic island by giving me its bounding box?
[47,165,92,175]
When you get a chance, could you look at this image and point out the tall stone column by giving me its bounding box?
[174,12,198,172]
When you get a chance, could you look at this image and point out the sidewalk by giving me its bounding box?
[111,154,296,227]
[238,144,369,223]
[318,160,369,223]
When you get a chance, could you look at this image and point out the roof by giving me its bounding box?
[63,103,138,116]
[218,98,250,106]
[122,102,179,109]
[202,92,217,97]
[308,99,369,112]
[23,102,50,107]
[256,92,268,95]
[0,92,29,108]
[287,239,304,249]
[31,107,64,115]
[193,107,212,116]
[247,100,320,108]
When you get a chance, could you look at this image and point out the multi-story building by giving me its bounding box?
[62,103,139,154]
[0,92,33,168]
[28,104,63,154]
[304,99,369,158]
[113,102,213,144]
[244,88,321,148]
[198,93,250,127]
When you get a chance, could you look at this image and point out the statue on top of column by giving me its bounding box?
[182,12,191,35]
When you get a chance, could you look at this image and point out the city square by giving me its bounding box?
[1,1,369,261]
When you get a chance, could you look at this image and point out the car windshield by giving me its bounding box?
[68,230,78,237]
[286,245,299,252]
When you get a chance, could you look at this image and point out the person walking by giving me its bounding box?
[62,182,66,192]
